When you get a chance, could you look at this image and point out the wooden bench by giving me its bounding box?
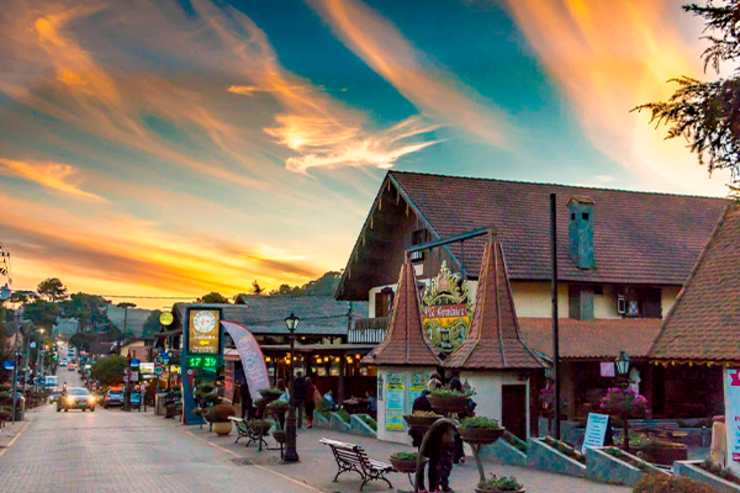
[320,438,393,491]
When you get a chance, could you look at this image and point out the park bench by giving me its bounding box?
[229,417,250,444]
[320,438,393,491]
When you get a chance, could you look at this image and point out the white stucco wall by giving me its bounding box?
[661,286,681,317]
[509,281,568,318]
[376,366,437,444]
[462,371,531,439]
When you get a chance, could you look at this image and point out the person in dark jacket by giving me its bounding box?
[239,379,253,420]
[416,423,456,493]
[410,389,434,447]
[292,371,307,429]
[448,377,467,464]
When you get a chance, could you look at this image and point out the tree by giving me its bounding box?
[61,293,111,332]
[69,331,98,353]
[635,1,740,190]
[36,278,68,303]
[22,300,59,331]
[142,310,162,338]
[267,271,343,297]
[196,292,230,304]
[91,355,127,387]
[250,280,266,296]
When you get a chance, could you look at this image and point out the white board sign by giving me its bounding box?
[582,413,610,453]
[725,368,740,474]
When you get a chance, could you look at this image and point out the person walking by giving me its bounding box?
[239,378,253,420]
[292,371,307,429]
[305,377,317,429]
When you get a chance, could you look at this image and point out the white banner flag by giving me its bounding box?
[724,368,740,474]
[221,321,270,400]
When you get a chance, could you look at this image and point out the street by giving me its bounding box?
[0,370,316,493]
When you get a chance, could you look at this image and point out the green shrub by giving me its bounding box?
[460,416,501,429]
[390,452,419,461]
[633,474,718,493]
[543,436,585,464]
[477,475,523,491]
[207,403,234,422]
[336,408,351,423]
[701,458,740,485]
[358,414,377,431]
[429,388,474,398]
[91,355,128,387]
[502,431,527,454]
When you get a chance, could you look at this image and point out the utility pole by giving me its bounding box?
[11,310,19,425]
[550,193,561,440]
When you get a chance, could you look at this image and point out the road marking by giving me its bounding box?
[186,431,319,491]
[0,417,33,458]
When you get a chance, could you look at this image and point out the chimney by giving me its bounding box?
[567,196,595,270]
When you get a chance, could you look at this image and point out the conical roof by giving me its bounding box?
[363,262,440,367]
[443,242,543,370]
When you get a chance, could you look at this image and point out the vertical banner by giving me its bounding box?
[385,372,406,431]
[725,368,740,474]
[222,321,270,400]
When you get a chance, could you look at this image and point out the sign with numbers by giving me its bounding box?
[186,356,218,369]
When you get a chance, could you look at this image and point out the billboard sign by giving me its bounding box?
[188,309,221,355]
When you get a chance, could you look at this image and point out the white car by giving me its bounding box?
[60,359,68,367]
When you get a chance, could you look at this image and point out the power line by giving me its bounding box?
[3,287,195,300]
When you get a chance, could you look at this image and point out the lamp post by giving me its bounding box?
[615,351,630,388]
[284,312,300,463]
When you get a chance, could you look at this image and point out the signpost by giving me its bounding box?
[3,360,15,371]
[582,413,610,453]
[182,307,224,425]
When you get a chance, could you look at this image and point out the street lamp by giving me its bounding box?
[284,312,300,463]
[615,351,630,386]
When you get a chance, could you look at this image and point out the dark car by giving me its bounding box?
[103,390,123,409]
[57,387,96,412]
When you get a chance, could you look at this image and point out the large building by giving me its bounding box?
[338,171,727,424]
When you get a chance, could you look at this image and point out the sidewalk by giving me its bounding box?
[144,411,631,493]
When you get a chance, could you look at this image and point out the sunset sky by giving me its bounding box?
[0,0,731,308]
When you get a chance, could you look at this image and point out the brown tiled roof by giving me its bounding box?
[363,262,440,367]
[443,243,543,370]
[649,206,740,363]
[519,318,662,359]
[391,172,725,284]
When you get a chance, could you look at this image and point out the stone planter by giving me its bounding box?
[479,438,528,467]
[314,412,331,429]
[350,414,377,438]
[212,421,232,436]
[330,412,352,433]
[586,447,663,487]
[458,427,505,445]
[633,442,688,465]
[390,457,428,474]
[527,438,586,478]
[674,461,740,493]
[428,396,468,415]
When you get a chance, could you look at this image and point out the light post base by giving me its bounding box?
[284,413,299,462]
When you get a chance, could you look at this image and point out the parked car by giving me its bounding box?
[103,389,124,408]
[57,387,96,412]
[60,359,68,367]
[48,388,62,403]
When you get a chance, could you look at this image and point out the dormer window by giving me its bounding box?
[567,196,595,270]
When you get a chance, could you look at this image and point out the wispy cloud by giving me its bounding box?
[501,0,729,194]
[0,158,106,202]
[308,0,510,146]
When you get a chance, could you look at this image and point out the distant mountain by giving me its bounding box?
[106,305,150,337]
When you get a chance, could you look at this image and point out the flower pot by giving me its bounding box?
[458,426,505,444]
[390,457,428,474]
[403,414,442,431]
[213,421,232,436]
[427,396,468,414]
[272,430,287,444]
[249,422,272,435]
[259,390,283,404]
[474,488,525,493]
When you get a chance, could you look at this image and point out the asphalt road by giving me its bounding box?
[0,368,315,493]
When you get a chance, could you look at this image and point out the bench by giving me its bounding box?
[320,438,393,491]
[229,417,249,444]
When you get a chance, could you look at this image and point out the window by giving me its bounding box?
[375,288,394,317]
[618,287,662,318]
[410,229,427,261]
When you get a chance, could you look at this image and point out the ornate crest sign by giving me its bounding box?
[422,261,471,353]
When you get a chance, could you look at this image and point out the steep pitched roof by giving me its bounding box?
[520,318,662,360]
[443,242,542,370]
[649,205,740,363]
[337,172,726,299]
[363,262,440,366]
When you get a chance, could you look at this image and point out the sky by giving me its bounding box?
[0,0,731,308]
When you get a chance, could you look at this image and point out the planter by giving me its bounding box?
[403,414,442,432]
[458,426,505,445]
[266,403,289,417]
[350,414,377,438]
[248,422,272,435]
[586,447,663,487]
[674,461,740,493]
[474,488,525,493]
[633,442,688,465]
[212,421,232,436]
[330,412,352,433]
[479,438,528,467]
[527,438,586,478]
[272,430,287,444]
[314,412,331,429]
[427,396,468,415]
[258,390,283,404]
[390,457,428,474]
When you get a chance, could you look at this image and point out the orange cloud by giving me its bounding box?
[0,158,105,202]
[501,0,729,194]
[308,0,510,146]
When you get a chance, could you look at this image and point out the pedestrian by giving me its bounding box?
[275,378,288,428]
[414,419,456,493]
[292,371,307,429]
[305,377,317,429]
[239,378,253,421]
[409,388,434,447]
[448,377,467,464]
[324,390,336,410]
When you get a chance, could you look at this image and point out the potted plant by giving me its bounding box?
[403,410,443,431]
[476,475,524,493]
[458,416,505,444]
[259,388,284,404]
[389,451,428,474]
[207,403,235,436]
[248,419,272,436]
[600,387,648,453]
[427,389,472,414]
[266,400,289,416]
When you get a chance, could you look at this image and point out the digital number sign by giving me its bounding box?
[187,356,218,369]
[188,309,221,354]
